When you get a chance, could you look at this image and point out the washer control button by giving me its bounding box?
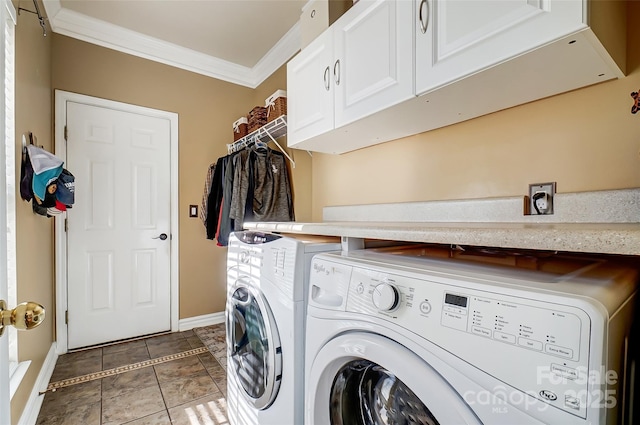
[493,331,516,344]
[551,364,578,380]
[471,326,492,338]
[518,337,543,351]
[545,344,573,359]
[419,301,432,314]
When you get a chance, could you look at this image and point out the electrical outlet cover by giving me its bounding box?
[528,182,556,215]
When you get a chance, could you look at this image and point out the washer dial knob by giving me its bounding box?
[372,283,399,311]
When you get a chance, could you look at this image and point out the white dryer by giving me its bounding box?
[305,247,639,425]
[226,231,340,425]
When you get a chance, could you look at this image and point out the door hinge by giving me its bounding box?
[65,310,68,324]
[64,125,68,141]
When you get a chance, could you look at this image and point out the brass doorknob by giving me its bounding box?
[0,300,45,336]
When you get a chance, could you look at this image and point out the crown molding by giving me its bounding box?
[42,0,301,88]
[252,22,301,87]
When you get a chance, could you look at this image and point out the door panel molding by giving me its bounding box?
[54,90,179,354]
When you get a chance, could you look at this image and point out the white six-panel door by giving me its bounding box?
[66,101,172,349]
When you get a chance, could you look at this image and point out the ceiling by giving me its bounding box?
[40,0,308,88]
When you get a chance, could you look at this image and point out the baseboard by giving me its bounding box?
[18,342,58,425]
[178,311,224,331]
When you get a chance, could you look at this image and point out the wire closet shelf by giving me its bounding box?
[226,115,294,168]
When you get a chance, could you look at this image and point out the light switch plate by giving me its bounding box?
[189,205,198,218]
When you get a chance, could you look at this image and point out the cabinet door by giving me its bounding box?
[287,29,335,148]
[415,0,585,95]
[334,0,414,128]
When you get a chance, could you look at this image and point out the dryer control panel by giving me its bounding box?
[309,256,600,420]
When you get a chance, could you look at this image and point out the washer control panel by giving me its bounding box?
[440,291,582,362]
[332,260,593,419]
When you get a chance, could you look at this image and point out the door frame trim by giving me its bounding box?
[54,90,180,354]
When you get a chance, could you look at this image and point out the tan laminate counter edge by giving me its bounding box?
[242,221,640,256]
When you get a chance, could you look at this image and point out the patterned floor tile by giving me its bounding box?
[158,369,221,408]
[36,324,230,425]
[101,367,159,400]
[154,355,206,383]
[102,384,166,425]
[103,344,151,369]
[167,393,229,425]
[147,338,194,359]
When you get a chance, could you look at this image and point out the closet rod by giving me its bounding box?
[18,0,47,36]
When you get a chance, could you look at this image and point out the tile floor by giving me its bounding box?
[36,324,228,425]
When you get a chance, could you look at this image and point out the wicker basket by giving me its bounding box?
[233,117,248,141]
[265,90,287,123]
[247,106,268,133]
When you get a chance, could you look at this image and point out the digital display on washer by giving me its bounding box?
[445,293,468,308]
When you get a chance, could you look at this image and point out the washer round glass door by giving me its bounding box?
[307,332,482,425]
[331,359,439,425]
[226,278,282,410]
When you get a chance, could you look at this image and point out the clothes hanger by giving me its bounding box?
[254,140,268,151]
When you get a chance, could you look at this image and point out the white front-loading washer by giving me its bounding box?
[226,231,340,425]
[305,247,639,425]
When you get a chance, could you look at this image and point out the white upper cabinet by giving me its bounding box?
[287,0,625,154]
[287,0,414,150]
[415,0,591,95]
[287,29,334,145]
[333,0,414,127]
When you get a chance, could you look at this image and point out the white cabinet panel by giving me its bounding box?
[416,0,587,95]
[334,0,414,127]
[287,29,334,146]
[288,0,414,150]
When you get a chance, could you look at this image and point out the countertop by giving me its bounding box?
[243,221,640,256]
[244,189,640,256]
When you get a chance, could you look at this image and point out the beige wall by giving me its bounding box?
[11,4,54,423]
[311,2,640,220]
[50,35,309,320]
